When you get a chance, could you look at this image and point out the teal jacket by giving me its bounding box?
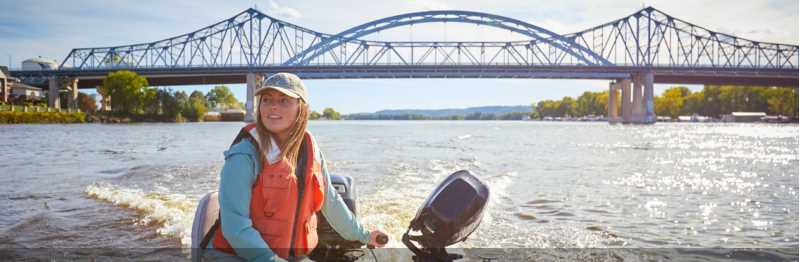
[208,136,371,261]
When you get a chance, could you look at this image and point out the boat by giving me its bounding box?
[190,170,489,262]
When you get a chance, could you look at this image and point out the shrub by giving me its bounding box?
[0,111,86,124]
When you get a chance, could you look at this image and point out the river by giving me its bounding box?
[0,121,797,260]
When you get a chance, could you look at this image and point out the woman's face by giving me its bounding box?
[259,89,300,136]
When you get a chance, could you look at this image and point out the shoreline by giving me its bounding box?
[2,118,797,125]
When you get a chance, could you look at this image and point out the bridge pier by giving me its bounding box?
[66,78,79,110]
[620,78,632,124]
[632,74,644,123]
[48,77,60,109]
[245,72,264,122]
[643,71,655,124]
[48,77,80,110]
[607,81,620,123]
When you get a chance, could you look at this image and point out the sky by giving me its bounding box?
[1,0,797,114]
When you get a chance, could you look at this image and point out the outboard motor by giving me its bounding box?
[309,175,365,261]
[402,170,490,262]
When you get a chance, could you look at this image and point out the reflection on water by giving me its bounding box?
[0,122,797,260]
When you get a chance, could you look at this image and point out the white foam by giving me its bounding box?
[85,184,196,248]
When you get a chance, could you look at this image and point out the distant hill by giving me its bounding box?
[349,105,532,118]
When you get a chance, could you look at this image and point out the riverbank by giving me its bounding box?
[0,111,180,124]
[0,111,85,124]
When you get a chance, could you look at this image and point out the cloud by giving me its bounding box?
[263,0,302,19]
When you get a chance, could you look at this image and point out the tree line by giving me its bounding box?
[533,86,798,119]
[654,85,798,119]
[309,108,343,120]
[85,70,798,122]
[344,111,531,120]
[94,70,243,122]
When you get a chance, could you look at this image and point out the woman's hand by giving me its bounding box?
[367,230,389,248]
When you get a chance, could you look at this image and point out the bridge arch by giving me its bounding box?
[283,10,612,66]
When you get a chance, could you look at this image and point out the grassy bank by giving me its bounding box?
[0,111,86,124]
[86,112,188,123]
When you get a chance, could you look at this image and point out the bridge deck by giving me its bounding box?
[10,65,799,88]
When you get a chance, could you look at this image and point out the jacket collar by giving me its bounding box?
[247,127,282,165]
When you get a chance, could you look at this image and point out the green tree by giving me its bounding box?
[558,97,576,117]
[142,88,159,115]
[448,115,465,120]
[681,92,705,115]
[654,87,686,119]
[184,91,208,122]
[529,110,540,120]
[499,112,529,120]
[672,86,691,97]
[464,112,497,120]
[309,111,321,120]
[322,108,341,120]
[701,85,722,117]
[536,100,562,118]
[157,89,181,121]
[575,91,608,117]
[717,85,768,114]
[206,85,241,110]
[575,91,596,117]
[102,70,149,115]
[175,91,189,121]
[763,87,799,116]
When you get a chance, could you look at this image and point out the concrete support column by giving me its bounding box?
[49,76,60,109]
[67,78,79,110]
[608,81,619,123]
[643,71,655,124]
[245,72,263,122]
[621,78,632,124]
[632,74,644,123]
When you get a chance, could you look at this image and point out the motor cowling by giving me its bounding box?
[403,170,490,261]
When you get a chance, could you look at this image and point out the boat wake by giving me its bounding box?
[85,184,195,247]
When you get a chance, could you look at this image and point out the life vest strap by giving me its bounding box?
[199,213,220,250]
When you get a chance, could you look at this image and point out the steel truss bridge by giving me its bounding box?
[11,6,798,87]
[7,6,798,123]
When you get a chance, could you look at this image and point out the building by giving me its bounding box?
[22,56,59,70]
[10,83,43,101]
[220,109,245,121]
[722,112,767,123]
[0,66,45,103]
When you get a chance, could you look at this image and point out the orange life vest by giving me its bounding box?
[213,123,326,259]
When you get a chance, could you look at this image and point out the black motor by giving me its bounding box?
[402,170,490,262]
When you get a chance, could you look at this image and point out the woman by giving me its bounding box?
[206,73,386,261]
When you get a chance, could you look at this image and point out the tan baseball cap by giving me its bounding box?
[255,72,308,102]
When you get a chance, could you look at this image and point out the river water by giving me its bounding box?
[0,121,797,260]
